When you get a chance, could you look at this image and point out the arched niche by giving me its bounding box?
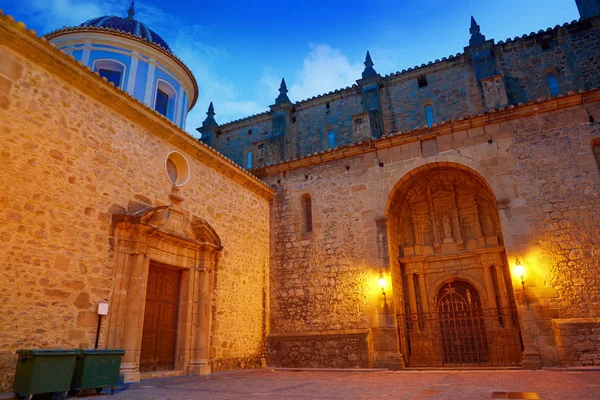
[107,204,222,382]
[386,163,522,368]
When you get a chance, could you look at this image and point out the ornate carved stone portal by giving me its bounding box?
[388,167,522,367]
[107,202,222,382]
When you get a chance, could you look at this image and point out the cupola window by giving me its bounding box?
[154,79,177,119]
[99,69,122,87]
[155,89,169,116]
[92,59,126,88]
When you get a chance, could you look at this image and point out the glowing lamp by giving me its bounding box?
[514,257,525,288]
[378,272,387,290]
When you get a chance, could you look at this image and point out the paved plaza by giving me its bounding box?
[106,369,600,400]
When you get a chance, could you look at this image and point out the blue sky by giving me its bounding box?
[0,0,580,134]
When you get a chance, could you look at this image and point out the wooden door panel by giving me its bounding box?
[140,264,181,372]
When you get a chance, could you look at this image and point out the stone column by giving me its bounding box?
[406,273,420,332]
[483,266,497,310]
[417,273,429,330]
[120,253,149,383]
[494,265,513,327]
[189,248,217,375]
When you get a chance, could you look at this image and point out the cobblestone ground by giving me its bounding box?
[103,369,600,400]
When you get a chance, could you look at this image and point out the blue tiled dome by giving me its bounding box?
[80,15,171,52]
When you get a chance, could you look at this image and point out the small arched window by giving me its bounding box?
[154,79,177,118]
[301,194,312,233]
[425,105,434,127]
[247,151,253,169]
[327,130,335,149]
[92,59,126,88]
[547,73,560,97]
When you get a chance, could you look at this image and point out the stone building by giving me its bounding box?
[0,0,600,395]
[0,4,272,392]
[200,0,600,372]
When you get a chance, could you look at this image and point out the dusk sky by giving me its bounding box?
[0,0,580,134]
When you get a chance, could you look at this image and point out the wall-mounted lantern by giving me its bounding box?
[513,257,530,309]
[378,271,387,301]
[513,257,525,289]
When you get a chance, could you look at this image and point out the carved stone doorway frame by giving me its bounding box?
[106,205,222,382]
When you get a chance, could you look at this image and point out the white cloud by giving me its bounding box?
[26,0,121,33]
[287,44,363,102]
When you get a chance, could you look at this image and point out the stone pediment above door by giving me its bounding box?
[114,205,222,251]
[138,205,195,240]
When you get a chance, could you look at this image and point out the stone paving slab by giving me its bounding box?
[95,369,600,400]
[3,370,598,399]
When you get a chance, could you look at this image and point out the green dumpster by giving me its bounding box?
[13,349,79,400]
[70,349,125,396]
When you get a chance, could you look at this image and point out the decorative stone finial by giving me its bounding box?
[202,102,218,128]
[127,0,135,19]
[362,51,378,79]
[275,78,291,105]
[469,16,486,46]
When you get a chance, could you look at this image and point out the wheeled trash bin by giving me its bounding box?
[70,349,125,396]
[13,349,79,400]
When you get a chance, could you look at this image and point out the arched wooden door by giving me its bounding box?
[437,280,489,365]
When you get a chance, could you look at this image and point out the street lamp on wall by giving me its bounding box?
[514,257,525,290]
[513,256,529,309]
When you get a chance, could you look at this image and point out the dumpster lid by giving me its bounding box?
[80,349,125,355]
[16,349,81,357]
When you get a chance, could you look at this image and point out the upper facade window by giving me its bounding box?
[328,130,335,149]
[425,105,435,127]
[247,151,253,169]
[93,59,125,88]
[547,73,560,97]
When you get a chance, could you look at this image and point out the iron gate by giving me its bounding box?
[399,281,523,367]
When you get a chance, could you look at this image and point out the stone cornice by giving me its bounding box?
[0,12,274,201]
[253,88,600,177]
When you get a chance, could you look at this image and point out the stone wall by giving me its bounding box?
[381,60,483,134]
[268,330,373,368]
[553,318,600,366]
[0,20,271,392]
[292,91,363,156]
[496,18,600,104]
[258,91,600,369]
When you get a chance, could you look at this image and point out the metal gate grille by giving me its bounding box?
[400,281,522,368]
